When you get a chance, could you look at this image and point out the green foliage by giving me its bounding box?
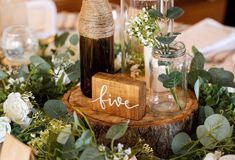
[171,47,235,159]
[208,68,235,87]
[198,106,214,125]
[57,125,72,145]
[75,130,93,150]
[65,61,80,82]
[194,77,203,100]
[196,125,216,149]
[0,70,8,80]
[30,55,51,73]
[171,132,192,154]
[43,100,68,119]
[148,8,164,18]
[204,114,231,141]
[80,147,105,160]
[55,32,70,47]
[69,34,79,46]
[166,7,184,19]
[190,46,205,72]
[106,121,129,140]
[155,35,177,45]
[188,70,211,88]
[159,71,182,88]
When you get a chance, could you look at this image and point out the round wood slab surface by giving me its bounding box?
[63,86,198,127]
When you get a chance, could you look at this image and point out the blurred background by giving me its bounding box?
[54,0,232,25]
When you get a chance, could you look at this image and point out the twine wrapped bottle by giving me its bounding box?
[79,0,114,98]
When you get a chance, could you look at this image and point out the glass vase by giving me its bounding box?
[120,0,174,88]
[149,41,187,114]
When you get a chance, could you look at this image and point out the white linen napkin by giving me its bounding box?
[176,18,235,56]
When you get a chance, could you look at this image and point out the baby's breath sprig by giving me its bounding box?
[127,6,184,54]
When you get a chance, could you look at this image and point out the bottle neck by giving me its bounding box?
[79,0,114,39]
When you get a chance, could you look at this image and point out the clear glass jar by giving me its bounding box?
[149,41,187,114]
[1,25,38,64]
[120,0,173,77]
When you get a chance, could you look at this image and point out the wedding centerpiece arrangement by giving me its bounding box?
[0,0,235,160]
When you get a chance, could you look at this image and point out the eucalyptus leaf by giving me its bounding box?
[194,77,203,100]
[196,125,216,149]
[55,32,69,47]
[188,70,211,88]
[158,60,171,66]
[43,100,68,119]
[18,64,29,79]
[80,147,105,160]
[158,74,168,83]
[75,130,93,150]
[208,68,235,87]
[204,106,214,118]
[166,7,184,19]
[148,8,164,18]
[163,71,182,88]
[57,125,72,145]
[65,61,80,82]
[73,112,85,130]
[204,114,231,141]
[69,34,79,46]
[61,136,78,159]
[0,70,8,80]
[190,46,205,72]
[106,121,129,140]
[171,132,192,155]
[30,56,51,72]
[198,106,215,125]
[156,36,177,45]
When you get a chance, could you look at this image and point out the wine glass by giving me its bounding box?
[1,25,38,64]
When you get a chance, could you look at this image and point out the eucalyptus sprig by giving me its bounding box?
[170,47,235,159]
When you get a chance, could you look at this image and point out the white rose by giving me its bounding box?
[0,117,11,143]
[3,92,31,126]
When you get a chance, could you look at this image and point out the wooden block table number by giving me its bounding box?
[92,73,146,120]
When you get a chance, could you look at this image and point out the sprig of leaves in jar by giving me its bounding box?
[127,5,185,110]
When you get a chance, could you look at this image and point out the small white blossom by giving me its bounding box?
[3,92,31,127]
[123,155,129,160]
[8,78,15,85]
[117,143,124,153]
[98,144,106,152]
[113,155,119,160]
[124,148,131,155]
[54,68,71,85]
[0,117,11,143]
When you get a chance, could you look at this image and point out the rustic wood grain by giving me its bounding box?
[92,73,146,120]
[62,84,198,158]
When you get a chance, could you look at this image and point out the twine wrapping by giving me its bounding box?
[79,0,114,39]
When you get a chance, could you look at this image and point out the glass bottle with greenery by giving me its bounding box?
[127,4,186,112]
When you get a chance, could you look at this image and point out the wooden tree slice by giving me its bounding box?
[62,86,198,158]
